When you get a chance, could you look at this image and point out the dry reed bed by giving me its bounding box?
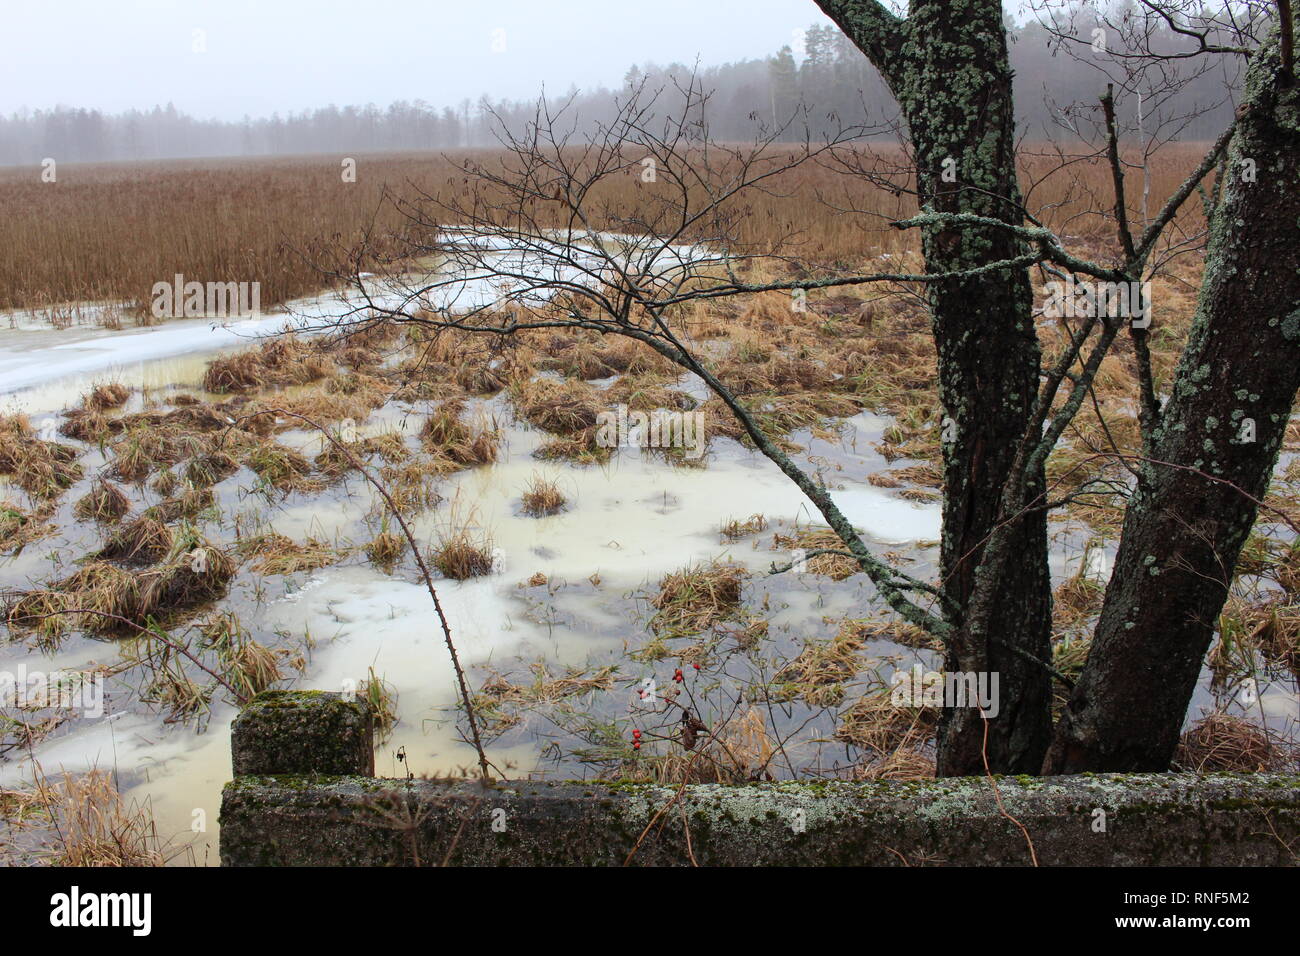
[0,144,1212,316]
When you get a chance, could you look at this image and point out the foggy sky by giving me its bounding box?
[4,0,853,120]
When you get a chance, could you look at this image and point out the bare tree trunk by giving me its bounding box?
[1045,20,1300,772]
[818,0,1053,773]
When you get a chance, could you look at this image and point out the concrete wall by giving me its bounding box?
[219,691,1300,866]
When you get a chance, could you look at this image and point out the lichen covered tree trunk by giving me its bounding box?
[817,0,1053,774]
[1045,23,1300,772]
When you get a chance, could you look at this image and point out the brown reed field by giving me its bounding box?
[0,143,1213,317]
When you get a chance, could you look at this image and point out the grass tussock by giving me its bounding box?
[73,479,131,523]
[378,458,447,515]
[719,513,768,540]
[510,377,602,434]
[360,667,399,743]
[649,561,746,636]
[0,500,53,554]
[246,442,321,494]
[835,684,938,760]
[85,383,131,410]
[239,532,346,575]
[203,336,333,393]
[42,770,166,866]
[772,526,860,580]
[0,414,83,500]
[773,627,866,708]
[7,537,235,640]
[1173,713,1296,773]
[313,430,408,481]
[96,514,174,565]
[365,527,407,568]
[420,401,500,467]
[429,529,496,580]
[472,663,621,736]
[520,473,566,517]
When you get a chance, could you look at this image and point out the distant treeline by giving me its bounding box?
[0,17,1239,165]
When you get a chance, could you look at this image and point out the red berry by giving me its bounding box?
[632,729,642,739]
[693,663,700,670]
[633,742,641,750]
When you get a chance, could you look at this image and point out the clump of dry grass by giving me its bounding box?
[198,612,296,700]
[510,377,602,434]
[313,430,409,481]
[148,487,217,523]
[835,683,938,759]
[96,514,174,565]
[429,529,496,580]
[420,402,500,467]
[1217,594,1300,678]
[0,414,83,500]
[246,442,321,494]
[533,427,613,465]
[1173,713,1295,772]
[378,458,448,515]
[649,561,746,636]
[520,473,566,517]
[41,769,165,866]
[183,450,240,488]
[719,513,768,540]
[10,532,236,641]
[360,667,399,743]
[73,479,131,523]
[773,627,867,707]
[472,662,620,736]
[0,500,53,554]
[837,617,943,652]
[203,336,333,393]
[366,526,407,568]
[239,532,346,575]
[107,424,210,483]
[772,526,860,580]
[85,383,131,410]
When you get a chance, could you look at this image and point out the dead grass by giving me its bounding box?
[40,769,166,866]
[773,627,866,707]
[203,337,333,393]
[719,513,768,540]
[772,526,860,580]
[85,383,131,411]
[835,684,938,759]
[96,514,174,565]
[510,377,602,434]
[520,473,566,517]
[0,500,54,554]
[8,536,236,640]
[649,561,746,636]
[239,532,347,575]
[246,442,321,494]
[366,526,407,567]
[420,401,500,467]
[73,479,131,523]
[0,414,83,500]
[429,529,496,580]
[1173,713,1296,772]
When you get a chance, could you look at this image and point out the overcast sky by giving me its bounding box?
[2,0,862,120]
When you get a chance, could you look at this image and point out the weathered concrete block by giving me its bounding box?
[231,690,373,777]
[219,772,1300,866]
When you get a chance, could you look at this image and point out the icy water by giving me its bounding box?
[1,242,1296,864]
